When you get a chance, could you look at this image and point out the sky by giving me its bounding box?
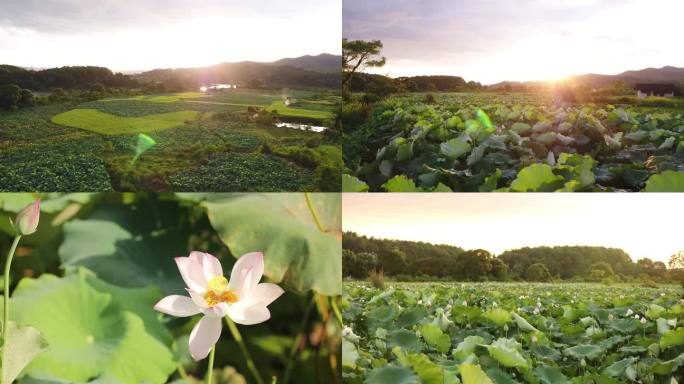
[343,0,684,84]
[0,0,341,72]
[343,193,684,263]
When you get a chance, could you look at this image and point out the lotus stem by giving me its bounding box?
[206,345,216,384]
[2,235,22,364]
[225,317,265,384]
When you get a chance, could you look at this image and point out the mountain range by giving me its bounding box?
[491,66,684,88]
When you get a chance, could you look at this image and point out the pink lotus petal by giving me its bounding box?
[189,251,223,281]
[176,257,207,293]
[229,252,264,292]
[154,295,200,317]
[228,303,271,325]
[189,316,222,361]
[251,283,285,307]
[13,199,40,235]
[187,289,208,308]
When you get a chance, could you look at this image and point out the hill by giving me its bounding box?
[272,53,340,73]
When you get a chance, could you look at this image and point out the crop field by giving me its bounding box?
[342,282,684,383]
[343,93,684,192]
[0,89,341,191]
[51,109,202,135]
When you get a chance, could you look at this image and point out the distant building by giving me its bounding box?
[634,83,681,98]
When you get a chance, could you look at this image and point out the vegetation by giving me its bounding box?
[343,92,684,192]
[343,232,680,284]
[0,193,341,383]
[0,89,341,191]
[51,109,202,135]
[343,281,684,383]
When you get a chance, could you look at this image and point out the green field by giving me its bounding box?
[0,89,341,191]
[343,281,684,383]
[51,109,201,135]
[343,92,684,192]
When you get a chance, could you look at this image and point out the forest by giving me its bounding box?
[343,232,678,283]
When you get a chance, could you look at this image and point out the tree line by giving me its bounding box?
[343,231,681,283]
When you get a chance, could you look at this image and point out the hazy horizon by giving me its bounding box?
[343,194,683,264]
[3,52,340,74]
[343,0,684,84]
[0,0,341,72]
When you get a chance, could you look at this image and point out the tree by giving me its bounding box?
[89,83,105,94]
[49,88,66,102]
[19,88,34,107]
[455,249,493,281]
[0,84,22,109]
[589,262,614,279]
[668,250,684,269]
[526,263,551,282]
[342,39,385,99]
[489,258,508,281]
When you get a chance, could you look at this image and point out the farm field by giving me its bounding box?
[342,282,684,383]
[0,88,341,192]
[343,93,684,192]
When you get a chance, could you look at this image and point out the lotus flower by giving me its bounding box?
[154,251,284,360]
[11,199,40,235]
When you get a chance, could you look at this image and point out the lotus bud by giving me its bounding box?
[11,199,40,235]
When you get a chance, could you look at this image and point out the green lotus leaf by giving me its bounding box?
[459,363,493,384]
[1,269,175,383]
[1,321,48,384]
[512,312,538,332]
[205,193,341,295]
[484,367,519,384]
[484,308,512,327]
[343,339,359,369]
[382,175,422,192]
[603,357,637,378]
[387,329,422,353]
[564,344,604,360]
[342,174,369,192]
[486,338,528,368]
[364,365,420,384]
[419,323,451,353]
[534,365,570,384]
[440,138,471,159]
[509,164,564,192]
[453,336,485,360]
[660,327,684,349]
[58,204,188,295]
[644,171,684,192]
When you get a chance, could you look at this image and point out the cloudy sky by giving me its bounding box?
[344,0,684,84]
[343,193,684,263]
[0,0,340,71]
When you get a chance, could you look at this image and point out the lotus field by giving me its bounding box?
[342,282,684,383]
[343,93,684,192]
[0,193,342,384]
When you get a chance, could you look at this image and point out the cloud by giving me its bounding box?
[0,0,341,70]
[343,0,684,83]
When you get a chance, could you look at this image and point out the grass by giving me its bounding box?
[51,109,200,135]
[100,92,205,103]
[267,101,333,120]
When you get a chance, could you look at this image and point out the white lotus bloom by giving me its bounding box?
[626,308,634,316]
[154,252,284,360]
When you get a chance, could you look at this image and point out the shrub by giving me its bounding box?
[368,270,385,289]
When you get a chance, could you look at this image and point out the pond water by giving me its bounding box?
[200,84,237,92]
[275,122,327,133]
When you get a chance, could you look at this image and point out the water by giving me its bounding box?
[200,84,237,92]
[275,122,327,133]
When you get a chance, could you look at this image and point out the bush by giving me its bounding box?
[424,93,437,104]
[0,84,22,109]
[339,101,369,132]
[368,270,385,289]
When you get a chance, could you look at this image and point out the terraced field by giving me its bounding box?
[0,89,341,191]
